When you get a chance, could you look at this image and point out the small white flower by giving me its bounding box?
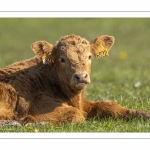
[134,81,141,88]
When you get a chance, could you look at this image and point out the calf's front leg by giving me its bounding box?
[19,105,86,125]
[83,100,150,120]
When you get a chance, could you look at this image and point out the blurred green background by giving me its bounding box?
[0,18,150,107]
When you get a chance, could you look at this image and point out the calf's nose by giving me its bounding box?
[74,72,89,83]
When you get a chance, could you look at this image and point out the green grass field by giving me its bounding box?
[0,18,150,132]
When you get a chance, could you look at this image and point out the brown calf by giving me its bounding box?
[0,34,150,125]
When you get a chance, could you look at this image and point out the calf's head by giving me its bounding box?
[32,34,115,92]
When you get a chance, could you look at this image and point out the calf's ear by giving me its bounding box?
[31,41,54,64]
[90,35,115,59]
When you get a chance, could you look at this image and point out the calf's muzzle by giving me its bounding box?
[73,71,90,84]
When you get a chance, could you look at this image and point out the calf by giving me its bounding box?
[0,34,150,125]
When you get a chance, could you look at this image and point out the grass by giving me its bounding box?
[1,118,150,132]
[0,18,150,132]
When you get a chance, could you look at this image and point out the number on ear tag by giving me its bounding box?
[42,51,49,64]
[42,51,53,64]
[95,44,109,59]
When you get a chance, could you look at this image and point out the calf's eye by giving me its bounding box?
[60,58,66,63]
[88,55,92,60]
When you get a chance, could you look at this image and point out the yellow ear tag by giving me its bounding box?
[95,44,109,59]
[42,51,53,64]
[42,51,49,64]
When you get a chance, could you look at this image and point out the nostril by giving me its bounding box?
[74,74,80,81]
[83,73,88,79]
